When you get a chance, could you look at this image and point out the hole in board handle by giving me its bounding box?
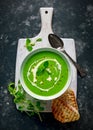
[45,11,48,14]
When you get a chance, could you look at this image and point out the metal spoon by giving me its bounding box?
[48,33,86,77]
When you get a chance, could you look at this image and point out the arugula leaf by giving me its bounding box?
[8,81,44,121]
[36,38,42,42]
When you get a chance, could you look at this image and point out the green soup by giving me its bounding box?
[21,49,69,97]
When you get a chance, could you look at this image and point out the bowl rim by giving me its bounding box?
[20,47,72,100]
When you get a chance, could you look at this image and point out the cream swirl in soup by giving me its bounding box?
[22,50,69,96]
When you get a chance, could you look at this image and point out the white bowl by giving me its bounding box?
[20,47,72,100]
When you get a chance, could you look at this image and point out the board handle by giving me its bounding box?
[39,7,53,35]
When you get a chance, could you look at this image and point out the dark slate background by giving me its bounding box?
[0,0,93,130]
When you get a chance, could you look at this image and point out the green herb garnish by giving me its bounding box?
[36,61,49,76]
[36,67,45,76]
[26,38,33,51]
[8,81,44,121]
[44,61,49,68]
[25,38,42,52]
[36,38,42,42]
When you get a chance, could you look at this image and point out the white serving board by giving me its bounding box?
[15,7,77,112]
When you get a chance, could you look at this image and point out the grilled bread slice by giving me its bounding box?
[52,88,80,123]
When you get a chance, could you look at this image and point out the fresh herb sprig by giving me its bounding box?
[36,61,51,76]
[25,38,42,51]
[8,81,44,121]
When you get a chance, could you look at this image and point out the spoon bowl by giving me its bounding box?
[48,34,87,77]
[48,34,64,48]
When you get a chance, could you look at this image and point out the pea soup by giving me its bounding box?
[21,49,69,97]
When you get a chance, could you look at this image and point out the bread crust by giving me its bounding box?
[52,88,80,123]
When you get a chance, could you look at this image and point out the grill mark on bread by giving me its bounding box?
[52,88,80,123]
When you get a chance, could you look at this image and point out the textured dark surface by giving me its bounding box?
[0,0,93,130]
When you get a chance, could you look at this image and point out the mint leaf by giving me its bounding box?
[44,61,49,68]
[36,68,45,76]
[27,45,33,51]
[25,38,33,51]
[36,38,42,42]
[36,61,49,76]
[26,38,31,44]
[25,38,42,52]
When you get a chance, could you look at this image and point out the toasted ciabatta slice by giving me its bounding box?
[52,88,80,123]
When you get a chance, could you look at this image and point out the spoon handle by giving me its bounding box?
[62,50,87,77]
